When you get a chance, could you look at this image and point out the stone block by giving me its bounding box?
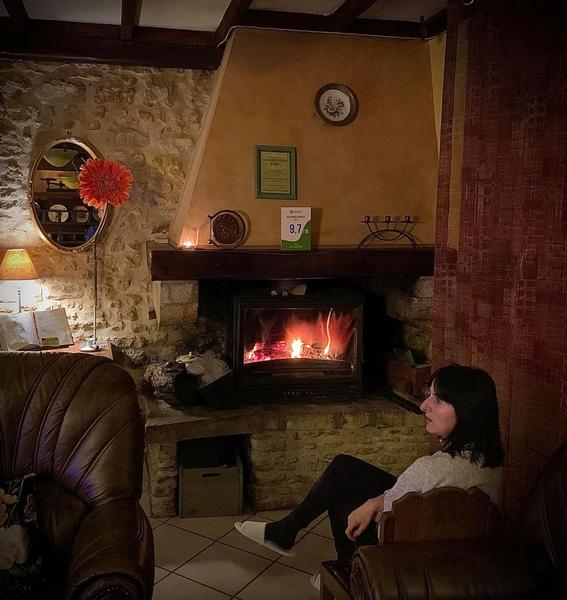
[159,281,199,305]
[402,320,433,358]
[386,288,432,320]
[413,277,434,298]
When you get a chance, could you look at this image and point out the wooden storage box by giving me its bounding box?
[179,443,243,518]
[387,358,431,400]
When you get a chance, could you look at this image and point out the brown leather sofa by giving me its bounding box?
[345,441,567,599]
[0,352,154,599]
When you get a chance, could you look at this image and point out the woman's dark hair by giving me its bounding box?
[429,364,504,468]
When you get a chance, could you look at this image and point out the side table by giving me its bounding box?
[41,341,113,360]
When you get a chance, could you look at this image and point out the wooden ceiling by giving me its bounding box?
[0,1,447,70]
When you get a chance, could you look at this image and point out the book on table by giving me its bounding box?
[0,308,73,351]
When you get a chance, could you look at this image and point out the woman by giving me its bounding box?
[235,364,504,564]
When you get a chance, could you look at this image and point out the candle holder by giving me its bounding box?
[357,215,418,248]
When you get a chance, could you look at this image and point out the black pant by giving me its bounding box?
[290,454,397,560]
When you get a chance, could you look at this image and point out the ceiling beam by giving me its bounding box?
[215,0,252,45]
[3,0,28,32]
[345,18,422,38]
[242,9,424,38]
[121,0,142,41]
[426,8,448,38]
[242,10,329,32]
[3,0,27,19]
[0,18,222,69]
[328,0,377,31]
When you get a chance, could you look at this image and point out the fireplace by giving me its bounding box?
[227,292,363,403]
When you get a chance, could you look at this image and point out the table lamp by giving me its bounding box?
[0,249,39,312]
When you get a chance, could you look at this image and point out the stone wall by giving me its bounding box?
[248,402,429,510]
[144,394,429,517]
[0,59,213,356]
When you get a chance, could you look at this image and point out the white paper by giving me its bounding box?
[0,308,73,350]
[33,308,73,347]
[0,312,40,350]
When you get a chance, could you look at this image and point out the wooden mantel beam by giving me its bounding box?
[149,245,435,282]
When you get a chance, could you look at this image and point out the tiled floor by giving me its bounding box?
[141,491,335,599]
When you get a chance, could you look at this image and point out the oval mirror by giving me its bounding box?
[28,137,111,253]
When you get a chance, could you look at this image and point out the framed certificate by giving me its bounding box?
[255,145,297,200]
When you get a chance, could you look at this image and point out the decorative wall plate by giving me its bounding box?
[208,210,247,248]
[315,83,359,126]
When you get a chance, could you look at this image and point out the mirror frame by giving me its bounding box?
[28,136,112,254]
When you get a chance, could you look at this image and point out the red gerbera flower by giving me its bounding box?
[79,158,133,208]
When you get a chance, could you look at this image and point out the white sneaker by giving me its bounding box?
[234,521,295,557]
[310,571,321,591]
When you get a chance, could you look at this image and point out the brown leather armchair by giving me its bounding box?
[344,442,567,599]
[0,352,154,600]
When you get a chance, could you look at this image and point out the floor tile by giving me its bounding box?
[168,513,252,540]
[238,563,319,600]
[310,516,333,539]
[219,528,282,561]
[255,509,291,521]
[154,566,169,584]
[153,572,230,600]
[154,523,213,570]
[176,542,271,596]
[278,532,336,574]
[148,516,165,529]
[306,511,328,530]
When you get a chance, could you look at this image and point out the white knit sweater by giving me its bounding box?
[383,450,502,512]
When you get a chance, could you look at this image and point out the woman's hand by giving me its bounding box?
[345,495,385,541]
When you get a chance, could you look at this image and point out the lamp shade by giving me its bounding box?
[0,249,39,281]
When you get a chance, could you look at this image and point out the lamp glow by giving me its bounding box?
[0,249,39,312]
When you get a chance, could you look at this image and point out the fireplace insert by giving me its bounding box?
[227,292,363,403]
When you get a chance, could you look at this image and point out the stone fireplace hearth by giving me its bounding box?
[144,247,434,517]
[143,394,429,518]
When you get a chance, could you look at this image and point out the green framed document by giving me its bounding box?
[255,145,297,200]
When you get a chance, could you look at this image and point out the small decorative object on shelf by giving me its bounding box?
[315,83,358,126]
[208,210,247,249]
[358,215,418,248]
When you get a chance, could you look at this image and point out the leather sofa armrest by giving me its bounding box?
[350,540,537,600]
[64,498,154,600]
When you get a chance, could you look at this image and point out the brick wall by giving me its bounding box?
[434,0,567,516]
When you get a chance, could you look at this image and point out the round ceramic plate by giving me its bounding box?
[315,83,359,126]
[209,210,247,248]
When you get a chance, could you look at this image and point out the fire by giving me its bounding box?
[243,308,355,364]
[247,343,258,360]
[290,339,303,358]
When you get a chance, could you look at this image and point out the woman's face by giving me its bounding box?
[420,382,457,439]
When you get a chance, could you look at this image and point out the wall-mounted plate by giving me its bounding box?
[315,83,359,126]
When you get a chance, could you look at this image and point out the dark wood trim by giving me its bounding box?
[149,245,435,281]
[121,0,142,41]
[0,18,222,69]
[133,27,214,46]
[328,0,378,31]
[215,0,253,45]
[241,10,329,32]
[242,10,425,38]
[3,0,27,20]
[426,8,448,38]
[345,18,422,38]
